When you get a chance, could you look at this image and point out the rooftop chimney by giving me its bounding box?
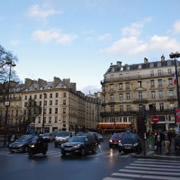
[117,61,122,67]
[144,57,148,64]
[161,55,165,61]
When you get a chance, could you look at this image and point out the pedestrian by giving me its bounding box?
[164,130,170,154]
[155,131,163,153]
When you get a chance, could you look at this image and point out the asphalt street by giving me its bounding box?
[0,139,180,180]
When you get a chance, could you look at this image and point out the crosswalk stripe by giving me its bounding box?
[112,173,180,180]
[137,158,180,163]
[134,160,180,165]
[119,169,180,176]
[130,163,180,168]
[125,165,180,172]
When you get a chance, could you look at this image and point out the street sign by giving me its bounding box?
[175,108,180,124]
[152,115,159,123]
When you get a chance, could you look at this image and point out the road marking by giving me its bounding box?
[130,163,180,168]
[103,177,132,180]
[125,165,180,172]
[134,160,180,165]
[112,173,180,180]
[137,158,180,163]
[119,169,180,176]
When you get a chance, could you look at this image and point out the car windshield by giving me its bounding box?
[68,136,86,142]
[42,133,49,137]
[56,131,70,137]
[16,135,32,142]
[112,133,123,139]
[121,133,137,144]
[31,136,38,143]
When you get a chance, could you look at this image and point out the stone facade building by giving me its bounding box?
[0,77,101,133]
[100,56,179,133]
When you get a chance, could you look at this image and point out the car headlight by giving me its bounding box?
[74,144,81,148]
[109,139,112,143]
[30,144,35,148]
[133,143,138,146]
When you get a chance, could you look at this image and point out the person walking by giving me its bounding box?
[164,130,170,154]
[155,131,163,153]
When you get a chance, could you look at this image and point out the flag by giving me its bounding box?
[174,71,178,85]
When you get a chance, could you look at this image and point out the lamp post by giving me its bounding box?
[169,52,180,130]
[3,59,16,146]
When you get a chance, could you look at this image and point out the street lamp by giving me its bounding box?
[3,59,16,146]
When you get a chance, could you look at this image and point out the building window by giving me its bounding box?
[49,108,52,114]
[44,101,47,106]
[159,91,163,99]
[124,117,127,122]
[158,79,162,87]
[168,68,172,74]
[63,100,66,105]
[25,96,27,100]
[119,83,123,90]
[56,93,59,98]
[110,106,114,112]
[160,103,164,111]
[55,100,58,105]
[110,94,114,101]
[40,94,42,99]
[169,90,174,97]
[139,104,143,111]
[168,78,173,85]
[50,93,52,98]
[120,105,123,112]
[158,69,162,76]
[127,105,131,111]
[49,117,51,123]
[34,95,37,99]
[151,91,156,99]
[150,70,154,77]
[44,94,47,98]
[55,117,58,123]
[49,100,52,105]
[119,117,123,122]
[38,117,41,123]
[110,84,114,90]
[126,82,130,89]
[63,108,66,114]
[55,108,58,114]
[138,92,143,99]
[151,80,155,87]
[63,92,66,97]
[138,81,142,87]
[119,94,123,101]
[126,93,130,100]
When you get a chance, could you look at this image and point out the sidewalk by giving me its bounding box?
[133,139,180,160]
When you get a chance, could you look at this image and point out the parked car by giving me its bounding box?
[28,136,48,157]
[118,133,142,153]
[86,132,99,146]
[54,131,72,147]
[60,135,97,156]
[8,134,34,153]
[174,134,180,153]
[109,132,124,148]
[40,133,53,142]
[97,133,103,143]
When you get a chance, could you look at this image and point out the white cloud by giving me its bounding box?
[171,21,180,34]
[103,35,180,55]
[32,29,77,45]
[98,33,111,41]
[10,40,20,46]
[27,4,63,19]
[121,17,152,37]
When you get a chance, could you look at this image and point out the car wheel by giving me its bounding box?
[81,148,86,156]
[10,150,14,153]
[61,151,66,156]
[92,146,96,153]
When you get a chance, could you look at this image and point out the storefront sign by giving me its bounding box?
[175,108,180,124]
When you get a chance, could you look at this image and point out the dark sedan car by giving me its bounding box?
[174,134,180,153]
[109,132,124,148]
[9,134,34,153]
[118,133,142,153]
[60,135,97,156]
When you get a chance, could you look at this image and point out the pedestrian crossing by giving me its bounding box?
[103,158,180,180]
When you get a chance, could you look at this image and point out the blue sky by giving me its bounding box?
[1,0,180,94]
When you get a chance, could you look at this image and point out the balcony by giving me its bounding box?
[133,98,148,104]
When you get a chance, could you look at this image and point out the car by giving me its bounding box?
[28,136,48,158]
[8,134,34,153]
[60,135,97,156]
[40,133,53,142]
[97,133,103,143]
[54,131,72,147]
[109,132,124,148]
[86,132,99,146]
[174,134,180,153]
[118,133,142,153]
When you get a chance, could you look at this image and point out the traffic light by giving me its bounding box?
[144,118,147,124]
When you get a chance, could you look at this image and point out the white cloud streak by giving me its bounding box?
[98,33,111,41]
[32,29,77,45]
[27,4,63,19]
[171,21,180,34]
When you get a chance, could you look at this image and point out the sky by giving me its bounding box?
[1,0,180,94]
